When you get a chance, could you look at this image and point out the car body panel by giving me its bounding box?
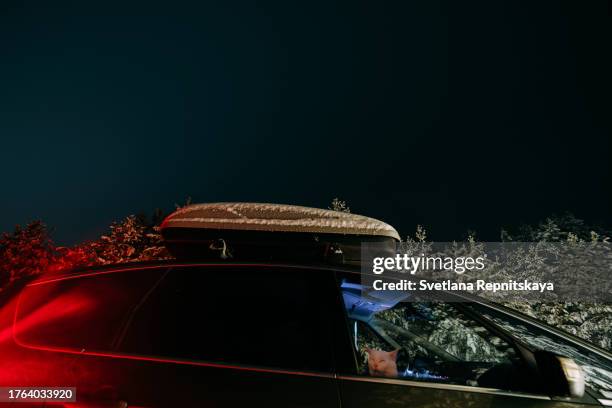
[1,261,610,407]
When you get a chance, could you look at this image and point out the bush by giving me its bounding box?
[0,212,172,291]
[86,215,170,265]
[0,222,96,288]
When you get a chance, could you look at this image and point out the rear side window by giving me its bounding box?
[14,267,167,352]
[117,266,335,372]
[16,265,336,373]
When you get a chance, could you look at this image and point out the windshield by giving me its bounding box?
[466,303,612,398]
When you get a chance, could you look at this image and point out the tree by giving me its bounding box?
[502,212,610,242]
[0,221,96,288]
[86,215,170,264]
[0,211,172,290]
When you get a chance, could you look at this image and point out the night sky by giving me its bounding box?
[1,0,610,244]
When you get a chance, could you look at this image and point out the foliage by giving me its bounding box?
[85,215,170,265]
[0,222,57,287]
[329,198,351,213]
[0,222,98,288]
[0,211,172,291]
[402,217,612,351]
[502,212,610,243]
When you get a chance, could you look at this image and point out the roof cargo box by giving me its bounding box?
[160,203,400,266]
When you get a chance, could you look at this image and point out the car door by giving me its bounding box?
[333,272,597,408]
[108,264,341,408]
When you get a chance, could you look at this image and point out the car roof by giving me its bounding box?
[30,259,362,286]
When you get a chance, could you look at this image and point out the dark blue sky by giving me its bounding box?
[1,0,610,244]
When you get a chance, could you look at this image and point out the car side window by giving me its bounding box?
[338,274,527,391]
[13,267,167,352]
[117,266,335,373]
[374,303,517,364]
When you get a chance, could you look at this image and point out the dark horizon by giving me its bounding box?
[1,0,610,245]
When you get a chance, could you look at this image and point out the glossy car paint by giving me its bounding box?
[0,261,606,407]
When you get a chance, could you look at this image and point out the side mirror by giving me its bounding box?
[534,350,585,398]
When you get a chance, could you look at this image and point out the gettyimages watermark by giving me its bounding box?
[361,241,612,302]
